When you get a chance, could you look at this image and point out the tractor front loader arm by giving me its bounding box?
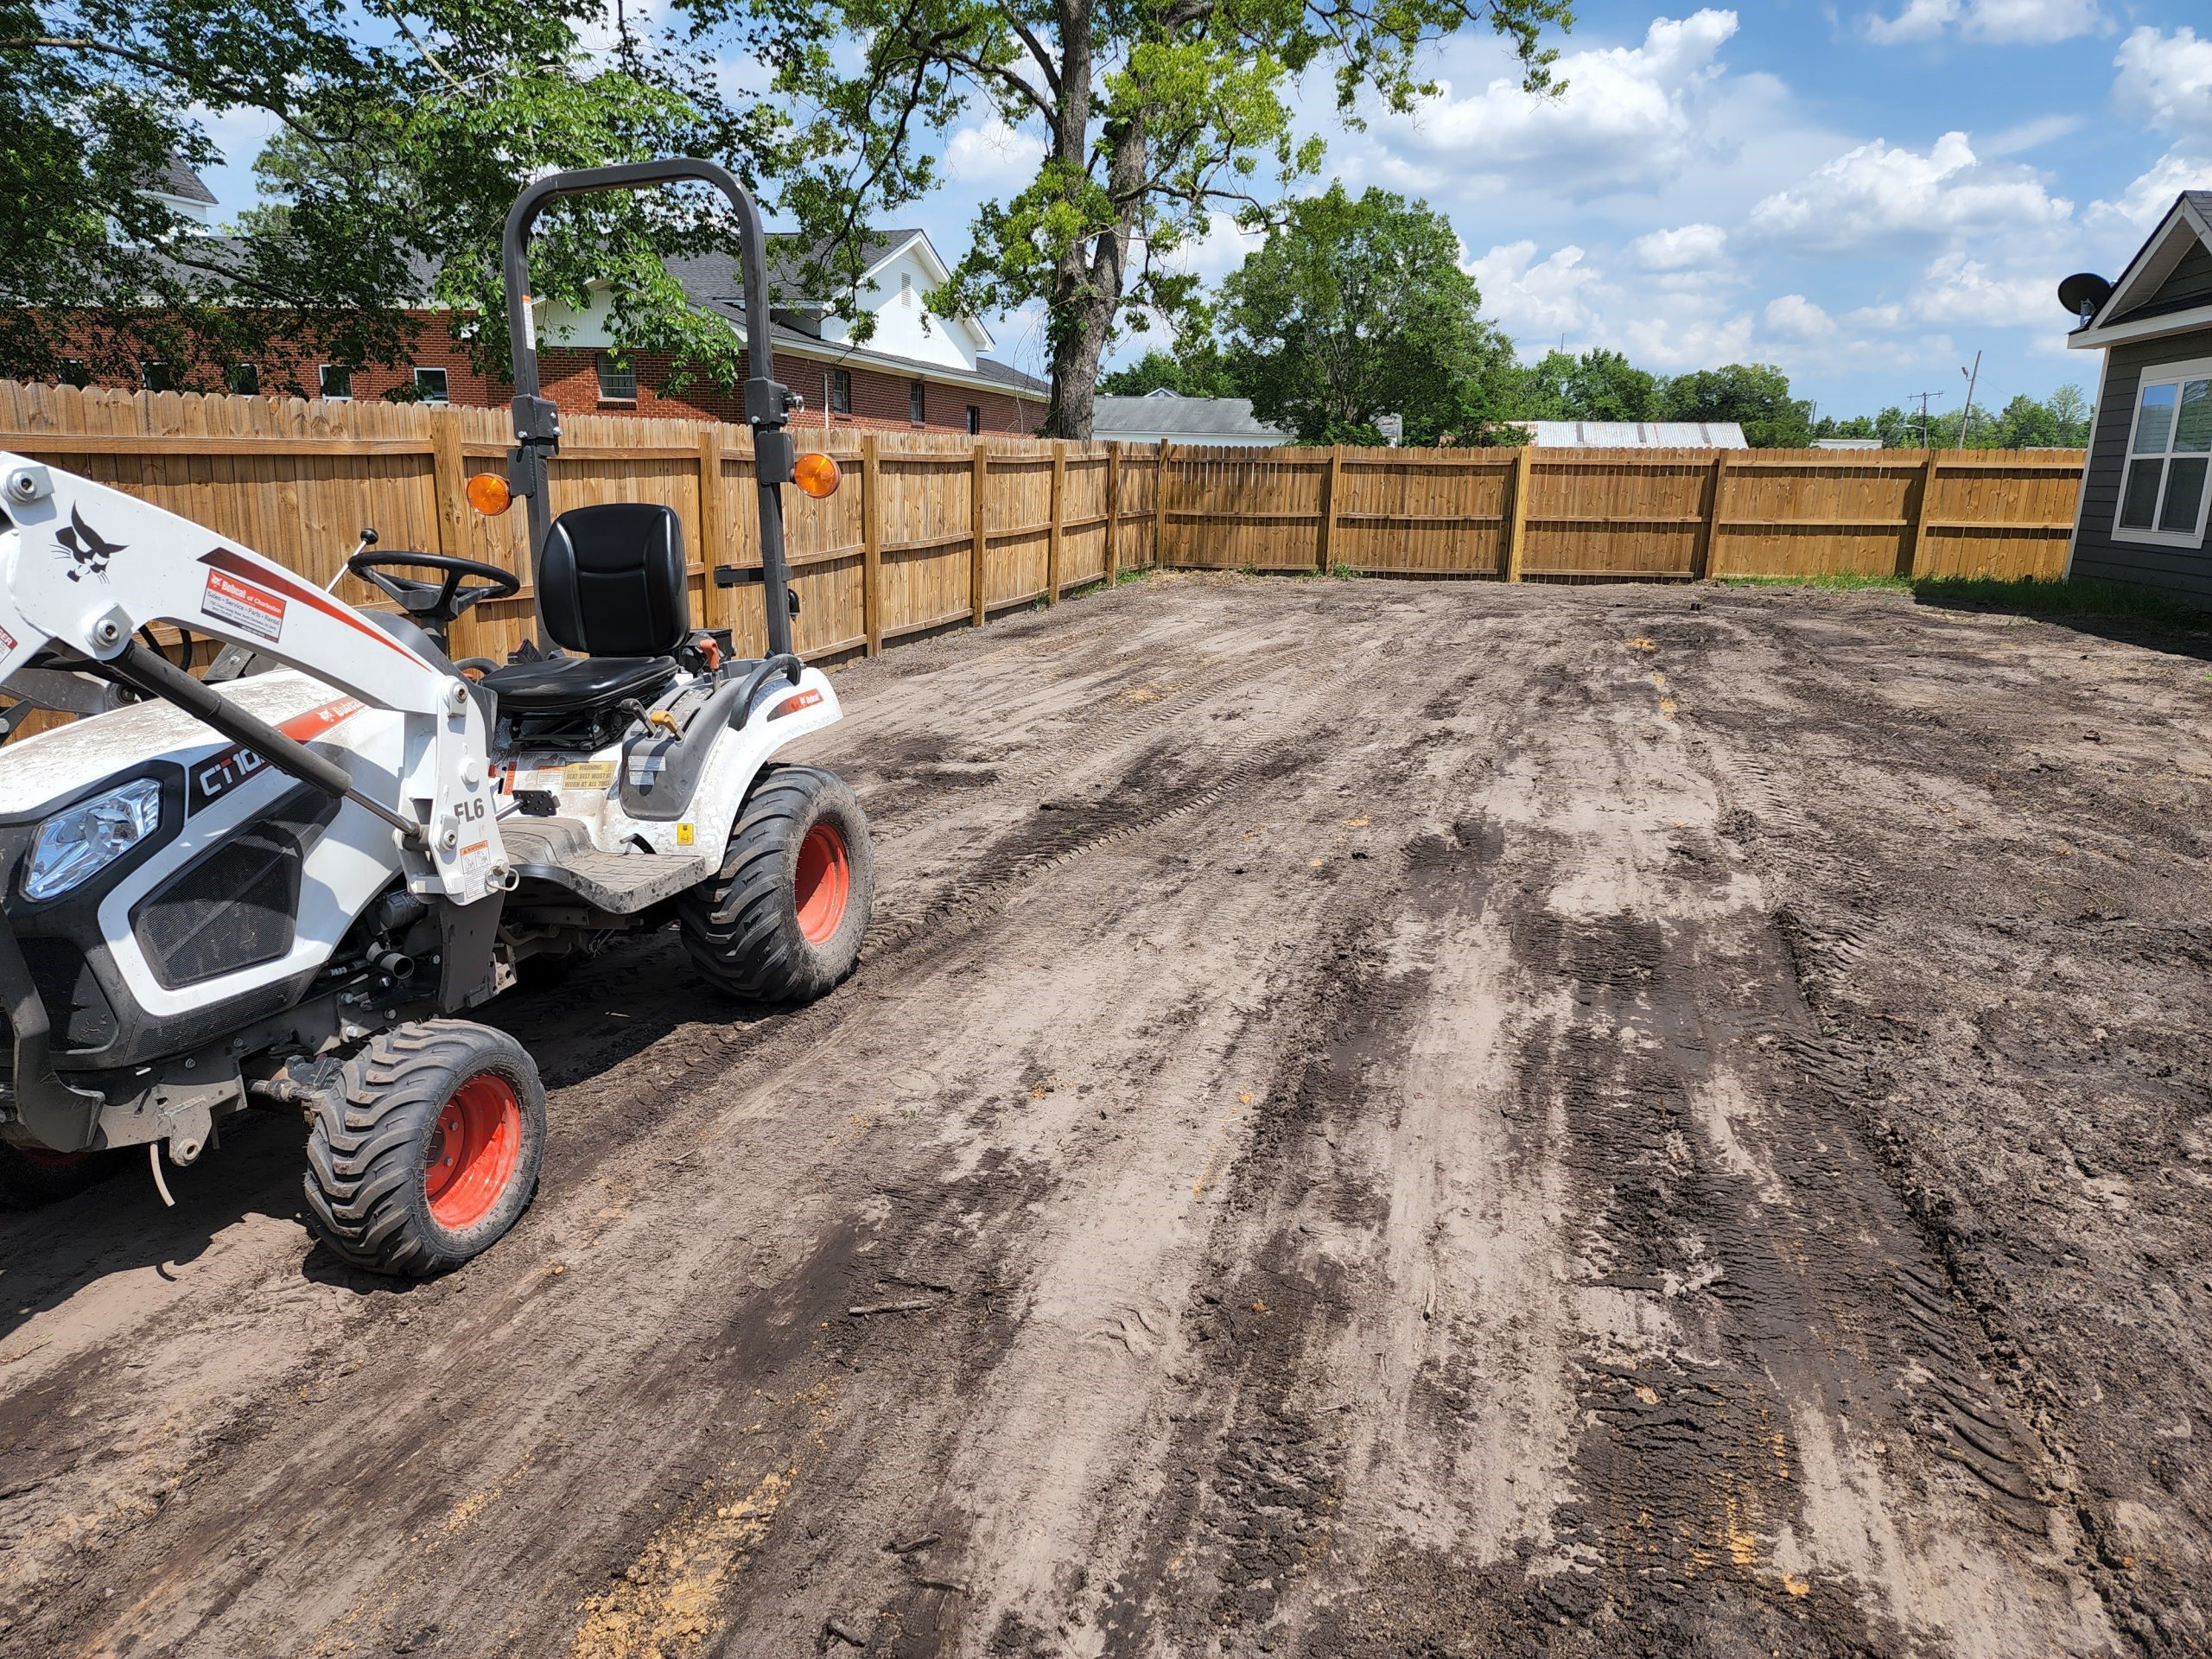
[0,455,507,904]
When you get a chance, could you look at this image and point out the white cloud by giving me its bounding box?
[1980,113,2084,157]
[1867,0,2103,45]
[2113,27,2212,136]
[1748,131,2070,250]
[1764,294,1836,337]
[2087,148,2212,238]
[1630,222,1729,270]
[1620,308,1756,371]
[1466,241,1605,343]
[943,118,1046,184]
[1907,251,2058,326]
[1393,10,1741,197]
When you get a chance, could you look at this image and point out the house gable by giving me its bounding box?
[816,234,993,371]
[2071,195,2212,349]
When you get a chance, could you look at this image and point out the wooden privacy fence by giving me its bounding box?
[1165,442,2084,582]
[0,384,2085,677]
[0,383,1161,670]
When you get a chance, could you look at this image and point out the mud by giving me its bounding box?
[3,572,2208,1658]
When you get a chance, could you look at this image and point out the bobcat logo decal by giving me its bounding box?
[55,507,122,582]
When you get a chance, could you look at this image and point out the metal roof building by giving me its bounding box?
[1092,393,1287,448]
[1527,421,1748,448]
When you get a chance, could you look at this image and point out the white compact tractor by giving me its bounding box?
[0,160,873,1273]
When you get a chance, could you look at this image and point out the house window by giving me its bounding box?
[901,272,913,308]
[413,367,449,404]
[909,380,925,423]
[2115,359,2212,546]
[227,363,259,396]
[318,364,353,401]
[831,368,852,414]
[596,353,637,403]
[965,405,981,435]
[140,361,175,392]
[57,359,89,388]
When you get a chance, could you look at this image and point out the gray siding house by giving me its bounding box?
[2065,191,2212,603]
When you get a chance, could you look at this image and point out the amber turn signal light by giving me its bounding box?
[792,451,841,499]
[466,472,512,516]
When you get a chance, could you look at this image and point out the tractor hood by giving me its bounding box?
[0,669,365,820]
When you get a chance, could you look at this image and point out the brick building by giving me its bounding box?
[59,182,1051,436]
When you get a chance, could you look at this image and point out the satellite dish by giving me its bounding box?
[2057,272,2112,323]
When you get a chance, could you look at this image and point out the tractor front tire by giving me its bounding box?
[302,1020,546,1278]
[677,765,874,1004]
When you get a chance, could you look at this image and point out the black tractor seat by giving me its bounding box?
[476,501,692,717]
[479,654,677,714]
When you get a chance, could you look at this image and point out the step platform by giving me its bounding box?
[496,817,712,914]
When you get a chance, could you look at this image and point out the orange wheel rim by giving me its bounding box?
[793,822,850,945]
[423,1074,524,1230]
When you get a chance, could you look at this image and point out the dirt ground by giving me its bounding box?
[3,571,2209,1659]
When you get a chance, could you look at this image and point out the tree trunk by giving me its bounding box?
[1042,111,1145,441]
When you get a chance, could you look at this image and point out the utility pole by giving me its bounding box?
[1908,390,1947,448]
[1958,351,1982,449]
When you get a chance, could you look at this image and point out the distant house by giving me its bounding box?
[146,157,218,228]
[2063,191,2212,604]
[1815,437,1883,451]
[1092,391,1287,448]
[1528,421,1748,448]
[53,167,1051,436]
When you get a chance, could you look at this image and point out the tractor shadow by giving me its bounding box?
[0,926,780,1338]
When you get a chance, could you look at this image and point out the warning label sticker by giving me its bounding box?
[562,760,617,793]
[0,621,16,653]
[202,568,287,643]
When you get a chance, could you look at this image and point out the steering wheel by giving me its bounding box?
[346,550,521,632]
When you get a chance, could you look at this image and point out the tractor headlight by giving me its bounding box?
[23,778,162,901]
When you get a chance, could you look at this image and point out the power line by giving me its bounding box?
[1905,389,1948,448]
[1958,351,1982,450]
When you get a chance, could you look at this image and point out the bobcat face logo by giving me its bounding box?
[55,507,122,582]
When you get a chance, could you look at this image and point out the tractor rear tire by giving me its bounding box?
[677,764,874,1004]
[302,1020,546,1278]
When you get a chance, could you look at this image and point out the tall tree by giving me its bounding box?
[705,0,1572,436]
[1661,363,1812,448]
[1210,183,1519,444]
[1097,343,1232,397]
[1,0,772,392]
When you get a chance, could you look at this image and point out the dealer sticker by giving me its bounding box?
[202,566,287,643]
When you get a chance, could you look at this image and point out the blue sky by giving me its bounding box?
[194,2,2212,421]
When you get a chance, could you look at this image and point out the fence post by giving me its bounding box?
[1103,442,1122,587]
[431,412,467,566]
[861,432,883,656]
[1505,446,1533,581]
[970,442,988,626]
[693,423,726,630]
[1691,449,1731,581]
[1046,438,1066,603]
[1317,445,1343,574]
[1155,439,1171,567]
[1898,452,1938,579]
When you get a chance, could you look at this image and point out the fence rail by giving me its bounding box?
[0,384,2083,676]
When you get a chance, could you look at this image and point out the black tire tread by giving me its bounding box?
[676,765,873,1003]
[302,1019,543,1277]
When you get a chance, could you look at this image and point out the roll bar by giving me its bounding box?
[499,159,800,660]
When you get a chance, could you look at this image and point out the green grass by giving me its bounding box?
[1718,573,2209,626]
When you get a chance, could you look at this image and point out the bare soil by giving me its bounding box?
[3,572,2209,1659]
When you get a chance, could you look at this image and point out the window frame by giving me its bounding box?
[317,364,353,402]
[595,353,638,404]
[227,363,259,396]
[412,366,450,404]
[2113,354,2212,549]
[908,379,925,424]
[830,367,853,415]
[965,404,982,436]
[140,360,175,393]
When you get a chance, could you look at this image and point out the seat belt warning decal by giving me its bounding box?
[202,566,287,643]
